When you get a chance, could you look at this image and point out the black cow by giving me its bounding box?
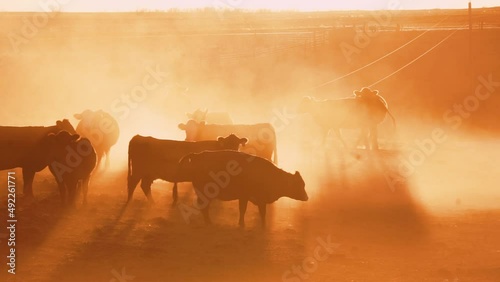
[127,134,247,203]
[177,150,308,227]
[48,131,97,206]
[0,119,76,198]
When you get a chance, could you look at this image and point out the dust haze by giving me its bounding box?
[0,8,500,282]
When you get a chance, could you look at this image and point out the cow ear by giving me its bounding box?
[74,113,82,120]
[44,133,57,145]
[178,123,186,130]
[56,120,62,126]
[240,138,248,145]
[217,136,224,141]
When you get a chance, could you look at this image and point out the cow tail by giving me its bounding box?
[387,110,397,130]
[378,94,396,131]
[378,95,397,148]
[173,153,192,205]
[128,144,132,179]
[178,153,194,170]
[385,108,398,148]
[273,132,278,165]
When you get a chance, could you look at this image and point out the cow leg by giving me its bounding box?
[172,182,178,205]
[238,199,248,227]
[75,181,82,205]
[356,128,369,149]
[333,128,348,149]
[140,178,155,204]
[258,204,267,228]
[22,169,35,198]
[370,126,379,150]
[67,179,78,208]
[198,197,212,225]
[58,181,67,205]
[104,149,111,170]
[95,153,103,171]
[127,175,141,203]
[318,128,327,147]
[82,176,90,205]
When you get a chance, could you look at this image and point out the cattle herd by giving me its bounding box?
[0,88,394,226]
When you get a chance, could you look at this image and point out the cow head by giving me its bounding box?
[74,109,94,121]
[74,109,110,122]
[178,120,205,141]
[186,109,208,123]
[42,131,80,163]
[288,171,308,201]
[54,130,80,145]
[38,132,59,157]
[56,119,77,135]
[74,109,100,129]
[217,134,248,150]
[353,87,379,98]
[73,110,120,146]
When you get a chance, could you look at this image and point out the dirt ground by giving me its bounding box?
[0,9,500,282]
[0,138,500,282]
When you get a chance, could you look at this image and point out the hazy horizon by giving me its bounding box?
[0,0,499,12]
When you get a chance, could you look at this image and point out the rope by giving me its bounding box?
[368,29,459,87]
[310,16,452,91]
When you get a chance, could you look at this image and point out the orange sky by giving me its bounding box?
[0,0,498,12]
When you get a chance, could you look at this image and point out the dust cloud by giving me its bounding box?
[0,10,500,282]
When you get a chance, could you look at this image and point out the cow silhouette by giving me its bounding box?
[298,87,395,150]
[48,131,97,206]
[177,150,308,227]
[74,110,119,170]
[0,119,76,198]
[178,120,278,164]
[127,134,247,204]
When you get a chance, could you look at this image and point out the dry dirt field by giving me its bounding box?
[0,8,500,282]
